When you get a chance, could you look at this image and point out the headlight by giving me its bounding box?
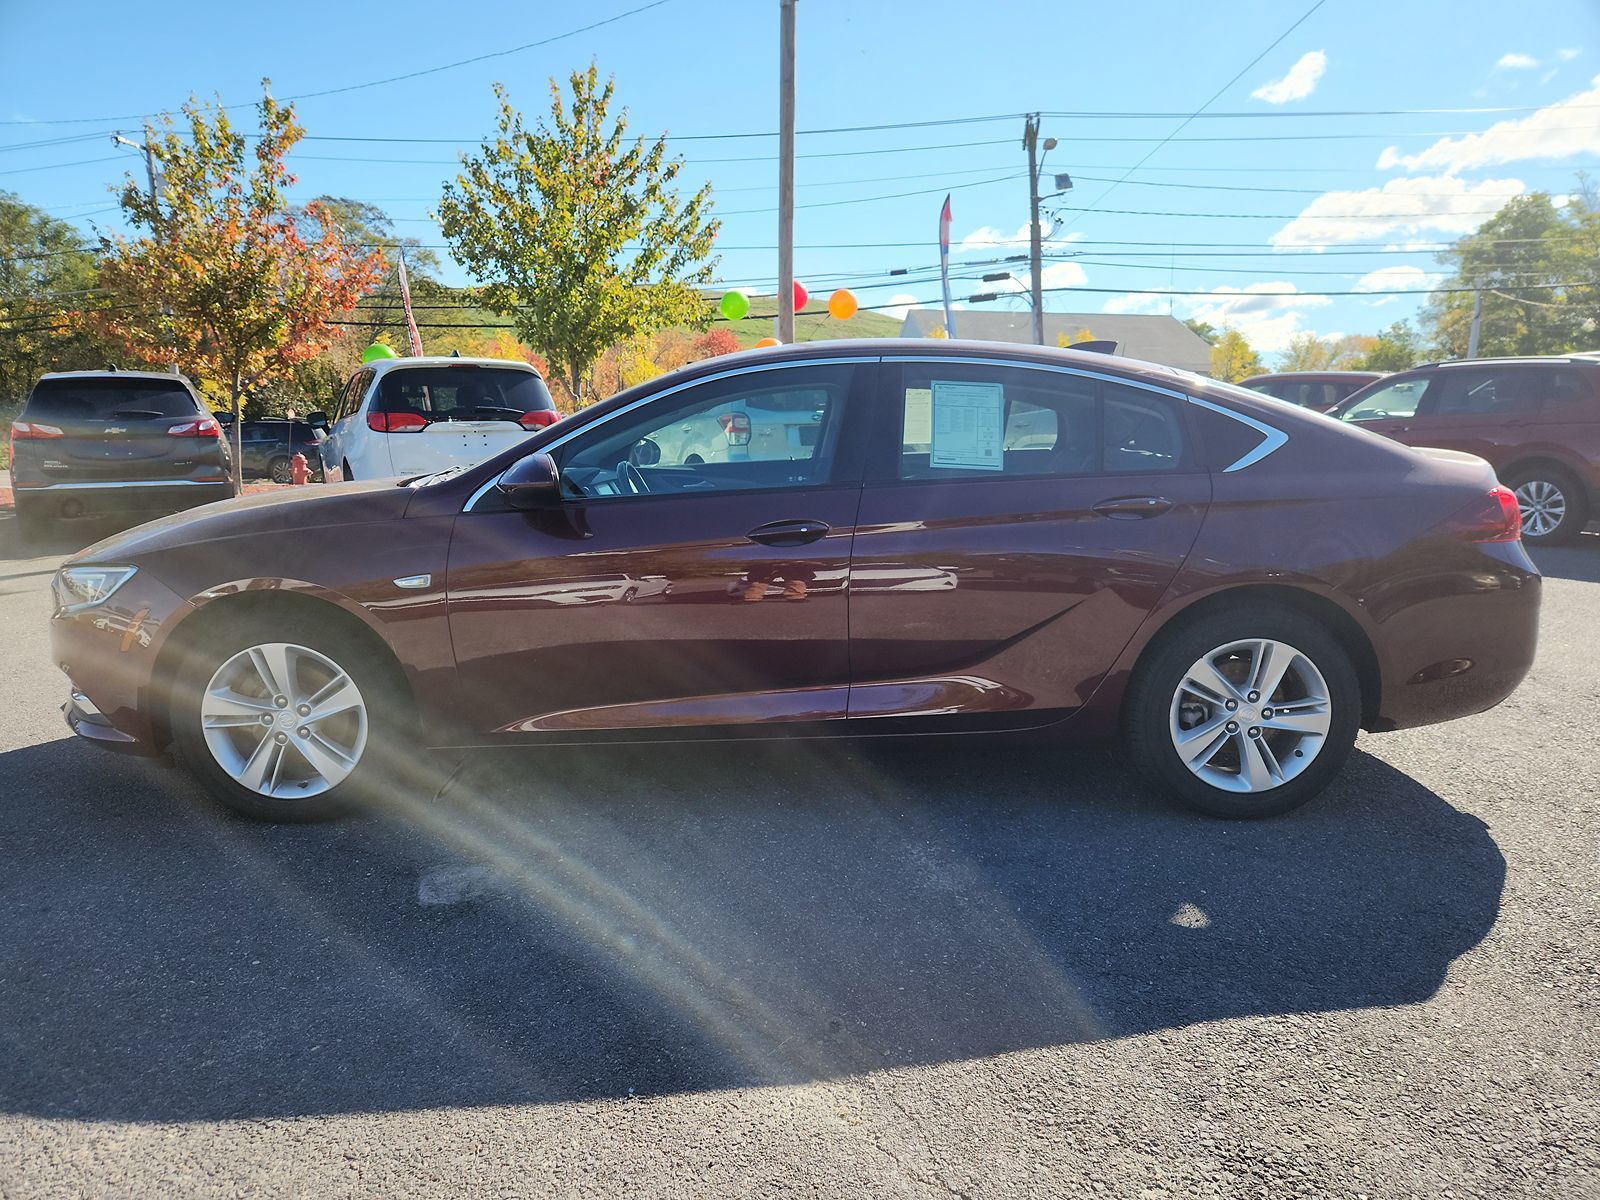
[53,565,138,614]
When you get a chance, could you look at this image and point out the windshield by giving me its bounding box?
[374,366,554,422]
[25,378,200,422]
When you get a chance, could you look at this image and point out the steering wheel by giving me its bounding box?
[617,460,651,496]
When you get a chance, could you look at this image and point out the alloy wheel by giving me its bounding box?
[269,458,293,484]
[1169,638,1332,794]
[199,642,369,798]
[1512,479,1566,539]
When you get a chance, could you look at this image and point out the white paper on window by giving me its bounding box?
[929,380,1004,471]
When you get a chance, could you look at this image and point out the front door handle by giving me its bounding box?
[1091,495,1174,520]
[747,519,831,547]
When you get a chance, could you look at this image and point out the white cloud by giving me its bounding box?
[1104,283,1330,353]
[880,293,922,321]
[985,260,1089,299]
[1354,265,1443,307]
[1495,52,1540,71]
[1558,47,1581,62]
[1251,51,1326,103]
[1270,174,1526,249]
[1102,292,1167,315]
[1378,77,1600,172]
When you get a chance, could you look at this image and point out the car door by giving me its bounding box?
[444,357,873,738]
[322,369,372,481]
[845,357,1211,729]
[1397,365,1542,470]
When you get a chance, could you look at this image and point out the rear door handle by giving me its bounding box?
[747,519,831,547]
[1091,495,1174,520]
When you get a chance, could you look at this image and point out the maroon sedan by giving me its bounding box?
[51,341,1539,822]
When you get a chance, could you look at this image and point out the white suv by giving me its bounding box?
[312,357,560,481]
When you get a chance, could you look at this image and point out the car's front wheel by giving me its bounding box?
[170,613,407,821]
[1125,605,1361,818]
[267,455,293,484]
[1506,467,1587,545]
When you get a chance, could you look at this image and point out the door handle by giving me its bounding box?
[747,519,831,547]
[1091,495,1174,520]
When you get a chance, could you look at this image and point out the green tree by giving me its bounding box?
[1278,332,1377,372]
[437,66,720,402]
[1209,328,1262,382]
[0,193,125,409]
[1183,318,1218,345]
[1355,320,1423,372]
[301,197,444,351]
[1423,181,1600,358]
[86,84,384,485]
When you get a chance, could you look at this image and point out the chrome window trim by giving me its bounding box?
[463,356,880,512]
[884,353,1289,473]
[15,479,229,491]
[1185,394,1289,472]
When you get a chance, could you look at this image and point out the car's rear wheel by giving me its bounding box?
[1126,605,1361,818]
[170,613,408,821]
[267,455,292,484]
[1505,467,1587,545]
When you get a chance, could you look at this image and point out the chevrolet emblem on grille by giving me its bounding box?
[103,427,127,434]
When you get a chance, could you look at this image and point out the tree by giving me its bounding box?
[1423,181,1600,358]
[86,84,383,485]
[1183,318,1218,345]
[438,66,719,402]
[1278,332,1378,372]
[1209,328,1262,382]
[0,192,125,409]
[301,197,443,351]
[691,328,741,359]
[1355,321,1423,372]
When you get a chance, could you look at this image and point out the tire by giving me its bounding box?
[169,611,413,822]
[267,456,292,485]
[1505,466,1587,546]
[1125,604,1361,819]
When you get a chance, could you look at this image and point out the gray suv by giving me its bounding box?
[9,370,236,536]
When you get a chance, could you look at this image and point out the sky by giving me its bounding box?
[3,0,1599,364]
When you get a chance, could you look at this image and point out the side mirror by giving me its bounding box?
[304,410,330,431]
[495,451,562,510]
[629,437,662,467]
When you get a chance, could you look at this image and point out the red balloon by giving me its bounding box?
[793,280,809,310]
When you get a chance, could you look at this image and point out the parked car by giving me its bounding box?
[1241,371,1384,412]
[53,341,1539,823]
[9,369,235,536]
[312,356,559,481]
[1331,355,1600,544]
[238,419,323,484]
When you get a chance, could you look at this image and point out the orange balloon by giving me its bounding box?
[827,288,859,320]
[754,336,782,348]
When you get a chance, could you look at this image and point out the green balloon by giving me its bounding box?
[361,343,399,363]
[719,289,750,321]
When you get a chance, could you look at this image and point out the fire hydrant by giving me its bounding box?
[289,452,311,487]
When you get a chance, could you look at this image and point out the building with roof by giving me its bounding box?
[898,309,1214,376]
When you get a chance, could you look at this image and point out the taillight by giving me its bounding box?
[718,412,752,446]
[519,409,560,430]
[167,417,221,437]
[367,411,428,433]
[11,420,65,440]
[1439,485,1522,543]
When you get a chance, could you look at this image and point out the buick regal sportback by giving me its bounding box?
[51,341,1540,822]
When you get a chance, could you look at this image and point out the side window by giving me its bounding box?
[1542,369,1597,416]
[1104,382,1184,472]
[1342,377,1429,422]
[1432,368,1540,417]
[553,363,856,499]
[891,364,1185,480]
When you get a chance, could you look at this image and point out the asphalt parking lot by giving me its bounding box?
[0,513,1595,1198]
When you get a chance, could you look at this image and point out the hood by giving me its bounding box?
[71,481,415,565]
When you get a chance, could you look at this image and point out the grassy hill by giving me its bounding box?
[716,299,904,348]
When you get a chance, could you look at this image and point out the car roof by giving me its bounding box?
[363,355,540,377]
[1242,371,1383,382]
[1417,355,1600,369]
[37,369,197,386]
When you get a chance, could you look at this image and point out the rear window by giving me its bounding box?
[374,367,554,422]
[25,378,200,422]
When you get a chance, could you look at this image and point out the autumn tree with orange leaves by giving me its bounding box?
[87,84,382,485]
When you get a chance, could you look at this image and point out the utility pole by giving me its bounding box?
[113,129,177,374]
[1467,284,1484,358]
[777,0,797,344]
[1024,114,1044,345]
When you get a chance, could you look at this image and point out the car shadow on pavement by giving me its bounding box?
[1528,533,1600,583]
[0,735,1503,1122]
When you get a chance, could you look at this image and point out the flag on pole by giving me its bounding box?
[938,194,956,339]
[398,246,424,356]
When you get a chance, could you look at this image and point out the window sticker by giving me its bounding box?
[929,380,1005,471]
